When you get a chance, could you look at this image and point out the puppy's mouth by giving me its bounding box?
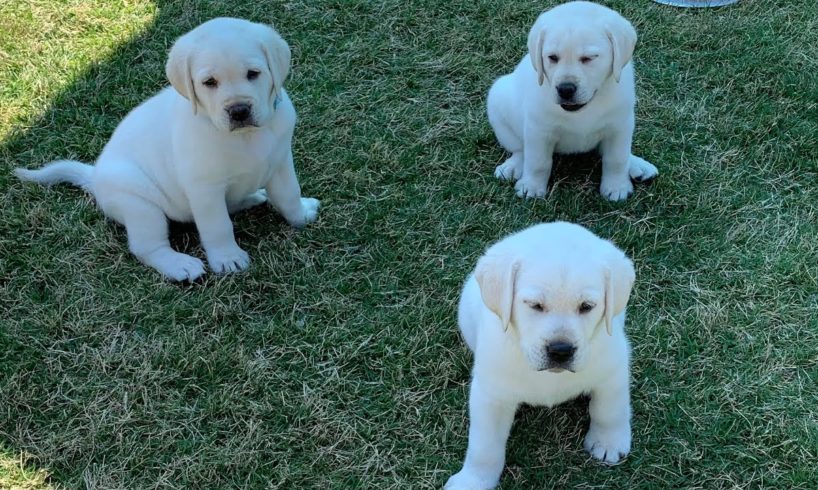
[537,366,575,374]
[559,102,587,112]
[229,121,259,131]
[558,90,596,113]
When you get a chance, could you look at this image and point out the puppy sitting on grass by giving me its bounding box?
[16,18,319,281]
[446,222,636,490]
[488,1,658,200]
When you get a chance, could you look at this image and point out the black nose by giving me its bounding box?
[556,82,577,100]
[227,103,252,122]
[546,342,576,364]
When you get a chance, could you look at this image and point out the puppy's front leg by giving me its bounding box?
[265,150,320,229]
[599,124,635,201]
[514,123,554,199]
[445,380,517,490]
[584,370,632,464]
[189,186,249,274]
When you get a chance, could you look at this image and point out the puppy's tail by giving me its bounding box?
[15,160,94,193]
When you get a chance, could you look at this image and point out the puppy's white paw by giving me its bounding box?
[628,155,659,183]
[154,252,206,282]
[234,189,268,212]
[584,424,631,464]
[494,154,523,182]
[444,470,498,490]
[300,197,320,225]
[207,245,250,274]
[514,178,548,199]
[600,176,633,201]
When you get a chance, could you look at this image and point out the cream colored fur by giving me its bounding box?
[16,18,319,281]
[487,1,658,201]
[446,222,636,489]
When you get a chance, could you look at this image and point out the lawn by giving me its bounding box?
[1,0,817,488]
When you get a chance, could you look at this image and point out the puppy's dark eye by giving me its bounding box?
[247,70,260,80]
[578,302,595,314]
[580,56,594,64]
[529,302,545,312]
[203,77,218,88]
[548,54,559,63]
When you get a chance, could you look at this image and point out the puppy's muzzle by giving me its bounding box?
[542,341,576,371]
[226,102,254,129]
[557,82,577,100]
[556,82,586,112]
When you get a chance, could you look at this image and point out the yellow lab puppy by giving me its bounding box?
[488,1,658,200]
[17,18,319,281]
[446,222,636,489]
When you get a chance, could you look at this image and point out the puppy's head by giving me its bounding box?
[166,17,291,132]
[475,222,634,373]
[527,1,636,112]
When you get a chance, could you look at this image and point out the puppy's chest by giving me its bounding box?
[219,130,284,187]
[479,365,591,406]
[240,129,280,162]
[551,124,606,154]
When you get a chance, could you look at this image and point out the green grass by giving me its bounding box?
[1,0,817,488]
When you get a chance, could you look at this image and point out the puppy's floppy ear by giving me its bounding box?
[605,16,637,83]
[258,24,291,103]
[527,18,548,86]
[475,253,520,330]
[603,248,635,336]
[166,32,201,114]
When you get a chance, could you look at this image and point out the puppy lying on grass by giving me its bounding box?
[17,18,319,281]
[446,222,636,489]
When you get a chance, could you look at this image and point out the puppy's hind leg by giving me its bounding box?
[119,197,205,281]
[487,76,524,182]
[628,155,659,183]
[229,189,268,214]
[493,153,523,182]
